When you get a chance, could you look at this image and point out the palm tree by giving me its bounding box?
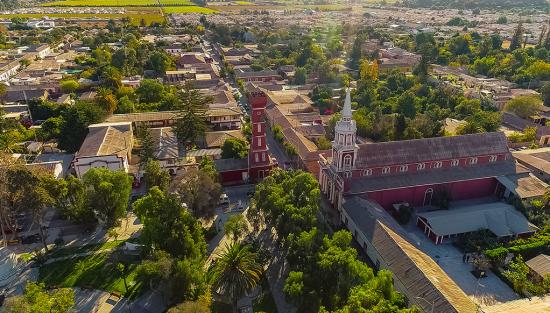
[210,242,263,313]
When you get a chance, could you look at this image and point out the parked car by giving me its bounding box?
[21,233,41,245]
[219,193,229,206]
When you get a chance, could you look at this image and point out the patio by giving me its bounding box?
[402,210,520,307]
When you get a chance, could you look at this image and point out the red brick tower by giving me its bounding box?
[248,90,276,181]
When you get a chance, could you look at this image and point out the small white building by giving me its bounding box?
[73,122,133,178]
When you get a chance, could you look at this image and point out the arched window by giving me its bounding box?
[382,166,391,174]
[424,188,434,206]
[399,165,408,172]
[344,155,352,168]
[469,157,478,165]
[451,159,459,167]
[433,161,442,169]
[362,169,372,176]
[489,155,497,162]
[417,163,426,171]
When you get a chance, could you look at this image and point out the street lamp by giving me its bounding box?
[414,296,435,313]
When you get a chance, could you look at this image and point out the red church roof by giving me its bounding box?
[356,132,509,168]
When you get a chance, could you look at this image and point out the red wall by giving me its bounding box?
[365,177,498,209]
[219,169,248,186]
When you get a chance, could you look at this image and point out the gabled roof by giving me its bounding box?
[150,127,180,160]
[347,161,516,194]
[356,132,509,168]
[342,197,477,313]
[417,203,536,237]
[77,122,132,159]
[525,254,550,278]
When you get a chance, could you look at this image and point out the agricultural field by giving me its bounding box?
[42,0,193,7]
[0,7,166,25]
[162,5,217,13]
[209,3,353,11]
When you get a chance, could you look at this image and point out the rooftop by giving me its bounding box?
[417,202,536,237]
[343,196,478,313]
[77,122,132,158]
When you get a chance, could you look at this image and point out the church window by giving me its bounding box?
[433,161,442,169]
[489,155,497,162]
[382,166,391,174]
[399,165,408,172]
[344,155,352,168]
[362,169,372,176]
[451,159,459,166]
[417,163,426,170]
[469,157,478,165]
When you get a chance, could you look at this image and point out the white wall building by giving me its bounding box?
[73,122,133,178]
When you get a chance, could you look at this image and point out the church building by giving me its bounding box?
[319,89,540,242]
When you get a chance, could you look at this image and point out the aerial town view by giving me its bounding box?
[1,0,550,312]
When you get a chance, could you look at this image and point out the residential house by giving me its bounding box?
[73,122,133,178]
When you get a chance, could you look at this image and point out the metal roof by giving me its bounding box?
[417,202,536,237]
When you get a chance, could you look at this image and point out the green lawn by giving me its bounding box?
[47,240,125,259]
[38,251,144,299]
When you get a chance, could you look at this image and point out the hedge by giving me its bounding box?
[485,239,550,264]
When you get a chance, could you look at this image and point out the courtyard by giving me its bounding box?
[402,202,521,307]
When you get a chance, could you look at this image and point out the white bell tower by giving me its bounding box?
[332,88,358,173]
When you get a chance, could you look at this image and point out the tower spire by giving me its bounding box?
[342,88,352,121]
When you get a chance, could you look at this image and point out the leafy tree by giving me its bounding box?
[60,79,79,94]
[172,83,211,145]
[210,243,263,313]
[542,82,550,106]
[38,116,63,141]
[98,66,122,90]
[133,187,206,260]
[294,67,307,85]
[58,101,107,153]
[137,126,155,167]
[175,167,222,218]
[83,168,132,226]
[148,51,173,76]
[167,298,210,313]
[112,47,137,76]
[53,175,93,224]
[396,91,417,118]
[136,79,166,104]
[497,16,508,24]
[510,22,524,51]
[502,255,530,295]
[221,138,248,159]
[504,95,543,119]
[224,214,248,241]
[250,169,320,239]
[3,282,75,313]
[143,159,170,192]
[95,87,118,113]
[199,157,218,181]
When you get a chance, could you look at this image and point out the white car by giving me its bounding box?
[219,193,229,206]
